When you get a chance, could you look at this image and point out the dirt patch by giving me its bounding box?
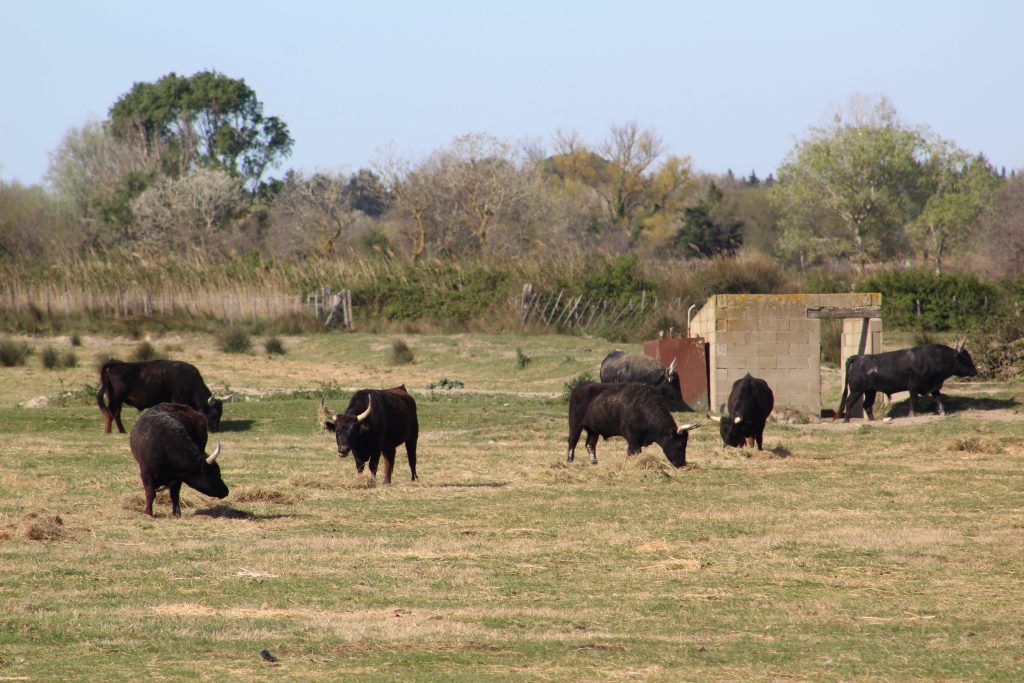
[0,511,69,542]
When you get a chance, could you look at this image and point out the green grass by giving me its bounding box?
[1,332,1023,680]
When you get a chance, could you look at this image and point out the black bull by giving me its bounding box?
[709,373,774,449]
[97,359,229,433]
[129,403,229,517]
[599,351,681,407]
[838,342,978,421]
[567,381,700,467]
[320,386,419,484]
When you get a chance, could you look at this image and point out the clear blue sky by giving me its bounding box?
[2,0,1022,186]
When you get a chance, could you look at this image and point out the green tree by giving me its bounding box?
[910,144,1001,273]
[108,70,293,191]
[673,182,743,258]
[773,95,928,272]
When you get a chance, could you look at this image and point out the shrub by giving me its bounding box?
[69,333,82,347]
[0,338,30,367]
[427,378,464,390]
[216,326,252,354]
[61,351,78,368]
[516,347,532,370]
[561,372,594,402]
[556,254,654,303]
[388,338,414,365]
[692,253,787,297]
[857,269,1001,331]
[131,341,160,362]
[41,346,60,369]
[264,336,286,355]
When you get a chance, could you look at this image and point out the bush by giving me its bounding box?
[692,253,787,297]
[131,341,161,362]
[41,346,78,370]
[41,346,60,369]
[560,372,594,402]
[966,313,1024,379]
[354,262,510,323]
[556,254,654,303]
[69,333,82,347]
[264,336,286,355]
[216,326,252,354]
[388,338,414,365]
[427,378,464,390]
[0,338,31,367]
[857,269,1001,331]
[516,347,532,370]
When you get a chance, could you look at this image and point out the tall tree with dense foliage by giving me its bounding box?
[910,143,1001,273]
[673,182,743,258]
[773,96,928,271]
[108,71,293,192]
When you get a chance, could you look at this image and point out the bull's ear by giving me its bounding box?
[323,420,336,433]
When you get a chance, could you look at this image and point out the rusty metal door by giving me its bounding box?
[643,336,709,412]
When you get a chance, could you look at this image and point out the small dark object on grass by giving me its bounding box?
[516,347,532,369]
[217,326,252,354]
[260,648,278,663]
[388,338,414,365]
[264,336,286,355]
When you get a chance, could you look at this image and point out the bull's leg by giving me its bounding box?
[168,481,183,517]
[381,448,396,485]
[625,433,642,456]
[843,390,864,423]
[906,391,917,417]
[141,476,156,517]
[585,430,599,465]
[405,438,418,481]
[863,391,877,420]
[755,425,765,451]
[113,406,127,434]
[107,400,126,434]
[567,421,584,462]
[932,390,945,415]
[367,452,381,479]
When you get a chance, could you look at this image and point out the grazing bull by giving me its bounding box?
[837,341,978,422]
[566,381,700,467]
[599,351,681,407]
[319,386,419,484]
[97,359,229,434]
[708,373,774,449]
[129,403,229,517]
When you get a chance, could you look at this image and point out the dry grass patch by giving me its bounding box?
[0,511,69,542]
[945,435,1004,454]
[233,486,300,504]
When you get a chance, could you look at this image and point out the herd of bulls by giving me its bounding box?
[104,340,978,517]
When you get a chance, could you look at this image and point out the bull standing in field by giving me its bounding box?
[837,341,978,422]
[566,381,700,467]
[599,351,682,408]
[129,403,229,517]
[708,373,774,450]
[319,386,419,484]
[97,359,230,433]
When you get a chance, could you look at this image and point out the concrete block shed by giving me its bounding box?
[688,293,882,416]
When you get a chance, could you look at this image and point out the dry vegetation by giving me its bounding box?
[1,331,1023,680]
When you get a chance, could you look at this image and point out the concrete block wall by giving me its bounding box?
[689,293,882,416]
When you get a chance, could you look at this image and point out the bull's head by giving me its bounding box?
[951,338,978,378]
[661,422,700,467]
[320,396,373,468]
[707,413,748,447]
[203,393,232,432]
[185,441,229,499]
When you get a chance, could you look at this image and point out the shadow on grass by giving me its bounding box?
[192,504,293,521]
[886,394,1019,418]
[215,419,256,433]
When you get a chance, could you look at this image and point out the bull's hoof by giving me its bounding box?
[589,458,598,465]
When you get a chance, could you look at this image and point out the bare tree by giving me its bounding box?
[979,174,1024,276]
[131,168,245,252]
[271,171,360,256]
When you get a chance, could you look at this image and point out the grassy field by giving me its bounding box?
[1,331,1023,681]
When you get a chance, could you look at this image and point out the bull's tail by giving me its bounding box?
[836,355,855,419]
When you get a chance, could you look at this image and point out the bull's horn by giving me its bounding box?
[706,413,723,423]
[208,395,216,406]
[734,416,743,424]
[668,358,678,376]
[356,396,372,422]
[677,422,701,433]
[206,441,221,464]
